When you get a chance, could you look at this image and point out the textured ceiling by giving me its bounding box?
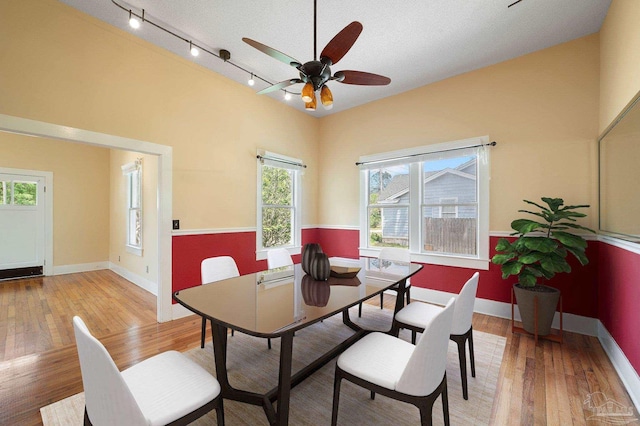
[58,0,611,117]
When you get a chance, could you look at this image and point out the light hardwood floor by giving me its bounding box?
[0,270,637,425]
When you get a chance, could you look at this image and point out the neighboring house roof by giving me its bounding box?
[378,158,477,203]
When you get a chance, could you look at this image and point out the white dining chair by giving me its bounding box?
[332,297,456,426]
[393,272,480,400]
[73,316,224,426]
[358,247,412,317]
[267,247,294,269]
[201,256,240,348]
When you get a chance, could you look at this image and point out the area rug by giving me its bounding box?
[41,304,505,425]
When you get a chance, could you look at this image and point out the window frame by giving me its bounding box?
[359,137,490,270]
[256,150,302,261]
[122,160,143,256]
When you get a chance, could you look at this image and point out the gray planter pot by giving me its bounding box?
[513,284,560,336]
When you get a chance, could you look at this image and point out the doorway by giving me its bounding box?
[0,169,53,279]
[0,114,173,322]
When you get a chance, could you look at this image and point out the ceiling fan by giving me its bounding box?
[242,0,391,111]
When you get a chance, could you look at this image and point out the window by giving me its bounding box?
[257,151,303,259]
[0,180,38,206]
[359,137,490,269]
[122,159,142,256]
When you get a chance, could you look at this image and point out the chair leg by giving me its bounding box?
[370,391,375,400]
[231,329,234,337]
[216,397,225,425]
[84,407,92,425]
[442,378,450,426]
[358,302,362,317]
[331,370,343,426]
[380,292,384,309]
[451,332,470,400]
[411,330,417,345]
[469,328,476,378]
[201,317,206,348]
[268,338,272,350]
[406,286,411,305]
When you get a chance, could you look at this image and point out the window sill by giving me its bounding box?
[359,248,489,270]
[126,245,143,257]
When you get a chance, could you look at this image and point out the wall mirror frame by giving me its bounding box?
[598,91,640,244]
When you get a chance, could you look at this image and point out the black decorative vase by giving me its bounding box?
[310,252,331,281]
[302,243,323,275]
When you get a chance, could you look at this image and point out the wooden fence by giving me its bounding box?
[422,218,476,255]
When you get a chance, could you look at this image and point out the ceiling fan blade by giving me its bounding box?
[242,38,302,68]
[334,70,391,86]
[320,21,363,65]
[256,79,302,95]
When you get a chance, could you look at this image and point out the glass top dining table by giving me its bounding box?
[173,256,422,426]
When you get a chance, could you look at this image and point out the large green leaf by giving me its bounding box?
[541,197,564,212]
[511,219,546,234]
[494,238,512,252]
[518,270,538,287]
[552,231,587,249]
[501,260,523,277]
[492,253,516,265]
[521,237,558,253]
[518,252,546,264]
[523,199,550,212]
[565,245,589,265]
[540,253,571,273]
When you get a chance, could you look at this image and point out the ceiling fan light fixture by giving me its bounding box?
[301,82,315,103]
[320,85,333,109]
[305,93,317,111]
[248,73,255,86]
[284,91,292,101]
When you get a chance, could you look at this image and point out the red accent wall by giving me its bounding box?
[172,228,319,295]
[171,227,637,376]
[598,243,640,374]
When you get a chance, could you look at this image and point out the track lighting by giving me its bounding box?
[189,41,199,57]
[112,1,299,102]
[320,85,333,110]
[128,10,141,29]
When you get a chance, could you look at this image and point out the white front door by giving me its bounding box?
[0,172,46,276]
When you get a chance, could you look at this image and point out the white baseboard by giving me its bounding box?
[109,263,158,296]
[597,322,640,412]
[410,286,599,336]
[52,261,110,276]
[172,302,198,320]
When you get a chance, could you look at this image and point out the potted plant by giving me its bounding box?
[492,197,595,336]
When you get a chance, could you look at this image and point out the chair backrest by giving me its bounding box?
[378,247,410,263]
[201,256,240,285]
[73,316,147,426]
[396,297,455,396]
[267,248,293,269]
[451,272,479,335]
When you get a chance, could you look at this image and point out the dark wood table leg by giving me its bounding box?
[212,323,230,391]
[276,331,294,426]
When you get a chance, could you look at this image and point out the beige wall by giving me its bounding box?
[318,35,600,231]
[109,150,158,283]
[0,0,319,232]
[599,0,640,133]
[0,133,110,266]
